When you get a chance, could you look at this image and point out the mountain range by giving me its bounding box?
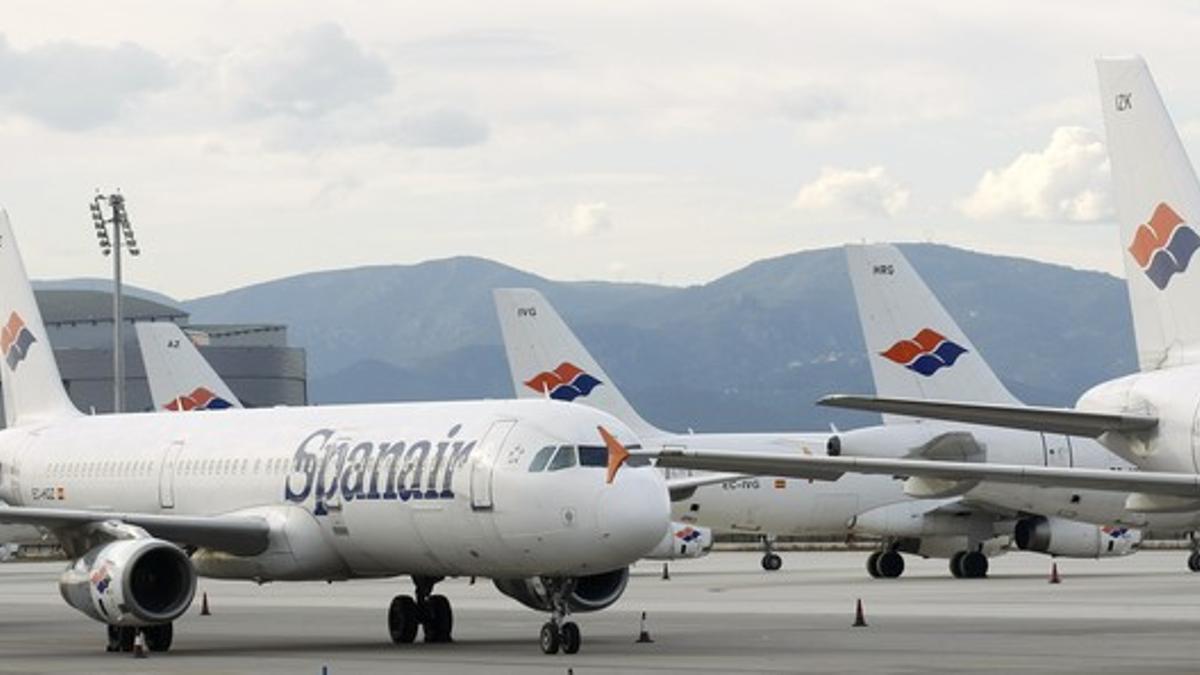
[165,244,1136,433]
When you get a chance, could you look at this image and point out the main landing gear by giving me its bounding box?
[866,550,905,578]
[949,550,988,579]
[538,577,582,655]
[388,575,453,645]
[105,624,173,653]
[760,535,783,571]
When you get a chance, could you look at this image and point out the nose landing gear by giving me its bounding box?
[760,535,783,571]
[538,577,582,655]
[388,576,454,645]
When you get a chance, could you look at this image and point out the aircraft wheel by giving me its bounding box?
[143,623,173,652]
[960,551,988,578]
[106,625,136,653]
[866,551,883,578]
[1188,552,1200,572]
[539,621,561,655]
[761,553,783,571]
[876,551,905,578]
[423,594,454,643]
[388,595,420,644]
[949,551,966,578]
[560,621,582,654]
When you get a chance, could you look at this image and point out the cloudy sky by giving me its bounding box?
[0,1,1196,299]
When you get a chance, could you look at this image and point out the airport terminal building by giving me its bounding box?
[1,289,307,424]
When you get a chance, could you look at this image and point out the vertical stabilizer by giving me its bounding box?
[0,212,80,426]
[135,322,242,411]
[493,288,659,437]
[1097,56,1200,371]
[844,244,1020,424]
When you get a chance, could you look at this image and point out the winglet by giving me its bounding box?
[599,425,630,484]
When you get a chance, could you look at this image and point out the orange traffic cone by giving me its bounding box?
[636,611,654,643]
[852,598,868,627]
[200,591,211,615]
[132,631,147,659]
[1049,563,1061,584]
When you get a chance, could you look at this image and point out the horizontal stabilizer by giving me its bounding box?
[649,449,1200,499]
[818,395,1157,438]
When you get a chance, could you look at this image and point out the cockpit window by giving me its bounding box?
[578,445,607,467]
[529,445,556,472]
[547,445,577,471]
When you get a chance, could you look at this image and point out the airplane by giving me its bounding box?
[136,319,714,562]
[0,212,670,656]
[606,58,1200,571]
[840,242,1200,571]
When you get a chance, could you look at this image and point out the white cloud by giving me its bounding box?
[0,35,173,130]
[960,126,1112,223]
[792,166,910,218]
[559,202,613,236]
[221,23,391,119]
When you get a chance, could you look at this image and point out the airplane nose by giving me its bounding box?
[599,471,670,559]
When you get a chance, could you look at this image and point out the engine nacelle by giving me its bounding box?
[643,522,712,560]
[494,567,629,613]
[1014,516,1141,558]
[59,538,196,626]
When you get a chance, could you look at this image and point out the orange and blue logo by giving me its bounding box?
[880,328,967,377]
[524,362,603,402]
[164,387,234,411]
[1128,203,1200,290]
[1,312,36,371]
[674,526,703,543]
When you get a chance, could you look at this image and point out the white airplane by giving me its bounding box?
[619,58,1200,557]
[841,242,1200,571]
[136,318,713,561]
[135,322,242,411]
[0,213,669,656]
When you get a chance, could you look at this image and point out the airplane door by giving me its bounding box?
[158,441,185,509]
[470,420,516,511]
[1041,434,1073,468]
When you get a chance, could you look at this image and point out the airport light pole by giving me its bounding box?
[89,193,140,413]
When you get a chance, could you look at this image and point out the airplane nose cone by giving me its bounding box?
[599,471,670,560]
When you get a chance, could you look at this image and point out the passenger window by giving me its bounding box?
[578,446,608,467]
[547,445,577,471]
[529,446,556,472]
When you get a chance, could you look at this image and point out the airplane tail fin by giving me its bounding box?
[1097,56,1200,371]
[844,243,1020,424]
[0,211,80,426]
[135,322,242,411]
[493,288,659,437]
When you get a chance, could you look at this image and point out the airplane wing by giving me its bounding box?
[643,449,1200,498]
[0,506,269,556]
[818,395,1158,438]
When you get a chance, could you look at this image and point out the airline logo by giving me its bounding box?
[880,328,967,377]
[1128,202,1200,290]
[164,387,234,411]
[674,526,703,543]
[524,362,603,402]
[1,312,36,371]
[1101,525,1133,539]
[90,561,113,594]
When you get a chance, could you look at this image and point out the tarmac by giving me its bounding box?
[1,550,1198,673]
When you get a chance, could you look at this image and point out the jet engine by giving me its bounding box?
[494,567,629,613]
[59,538,196,626]
[1014,516,1141,558]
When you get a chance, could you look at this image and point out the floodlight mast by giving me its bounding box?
[90,192,140,413]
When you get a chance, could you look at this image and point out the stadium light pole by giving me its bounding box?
[89,193,140,413]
